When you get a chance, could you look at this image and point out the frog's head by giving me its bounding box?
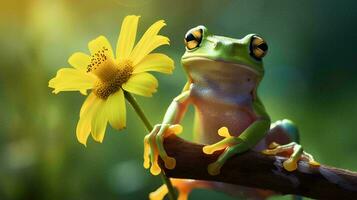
[181,25,268,86]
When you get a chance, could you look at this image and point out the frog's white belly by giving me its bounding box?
[190,84,257,144]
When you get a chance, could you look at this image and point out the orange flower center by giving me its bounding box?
[87,47,133,99]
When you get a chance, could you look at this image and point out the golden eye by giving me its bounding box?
[250,35,268,60]
[184,28,203,50]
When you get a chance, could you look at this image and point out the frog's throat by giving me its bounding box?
[181,56,261,76]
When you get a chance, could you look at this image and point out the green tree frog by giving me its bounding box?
[144,26,320,200]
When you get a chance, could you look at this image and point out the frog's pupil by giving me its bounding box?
[185,33,196,42]
[258,43,268,51]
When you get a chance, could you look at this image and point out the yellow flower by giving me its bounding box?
[49,15,174,146]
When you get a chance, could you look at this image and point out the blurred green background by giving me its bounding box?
[0,0,356,199]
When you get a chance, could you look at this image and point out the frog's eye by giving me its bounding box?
[184,28,203,50]
[250,35,268,60]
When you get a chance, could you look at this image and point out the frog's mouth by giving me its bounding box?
[181,56,261,75]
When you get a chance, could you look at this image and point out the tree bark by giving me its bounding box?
[160,135,357,200]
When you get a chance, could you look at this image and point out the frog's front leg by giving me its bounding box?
[203,119,271,176]
[143,90,191,175]
[143,124,183,175]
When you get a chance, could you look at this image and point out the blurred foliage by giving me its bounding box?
[0,0,356,199]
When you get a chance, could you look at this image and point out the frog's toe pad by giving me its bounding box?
[218,127,232,138]
[203,146,214,155]
[261,149,277,155]
[169,124,183,135]
[150,162,162,176]
[208,162,221,176]
[268,142,280,149]
[143,159,150,169]
[164,157,176,170]
[309,160,320,167]
[149,184,167,200]
[283,158,298,172]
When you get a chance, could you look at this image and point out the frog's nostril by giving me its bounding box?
[214,41,223,49]
[231,42,241,49]
[231,43,242,55]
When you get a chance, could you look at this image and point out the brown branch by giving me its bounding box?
[160,135,357,200]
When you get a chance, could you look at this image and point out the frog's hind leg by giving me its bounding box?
[261,119,302,171]
[149,179,211,200]
[260,119,320,171]
[258,119,305,200]
[266,119,300,146]
[149,179,274,200]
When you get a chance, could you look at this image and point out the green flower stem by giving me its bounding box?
[124,91,177,200]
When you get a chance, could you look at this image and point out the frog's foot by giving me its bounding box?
[143,124,183,175]
[262,142,320,171]
[149,179,206,200]
[149,181,190,200]
[203,127,247,176]
[149,183,168,200]
[202,127,234,154]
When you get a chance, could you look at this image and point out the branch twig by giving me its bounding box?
[160,135,357,199]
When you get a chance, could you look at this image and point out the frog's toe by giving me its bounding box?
[168,124,183,136]
[268,142,281,149]
[150,154,162,175]
[203,127,236,155]
[217,127,232,138]
[149,184,168,200]
[309,160,320,167]
[143,135,151,169]
[262,147,285,155]
[207,162,222,176]
[203,127,235,155]
[283,158,298,172]
[164,156,176,170]
[202,145,215,155]
[302,151,320,167]
[156,126,179,170]
[143,128,159,173]
[148,143,166,175]
[261,148,277,155]
[202,142,230,155]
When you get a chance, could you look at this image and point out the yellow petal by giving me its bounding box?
[106,89,126,130]
[80,93,96,117]
[80,90,88,95]
[48,68,96,94]
[76,95,101,146]
[133,53,174,74]
[116,15,140,61]
[130,20,169,65]
[76,116,91,146]
[91,100,108,143]
[88,35,114,59]
[68,52,90,71]
[122,72,158,97]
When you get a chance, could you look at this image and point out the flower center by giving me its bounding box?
[87,47,133,99]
